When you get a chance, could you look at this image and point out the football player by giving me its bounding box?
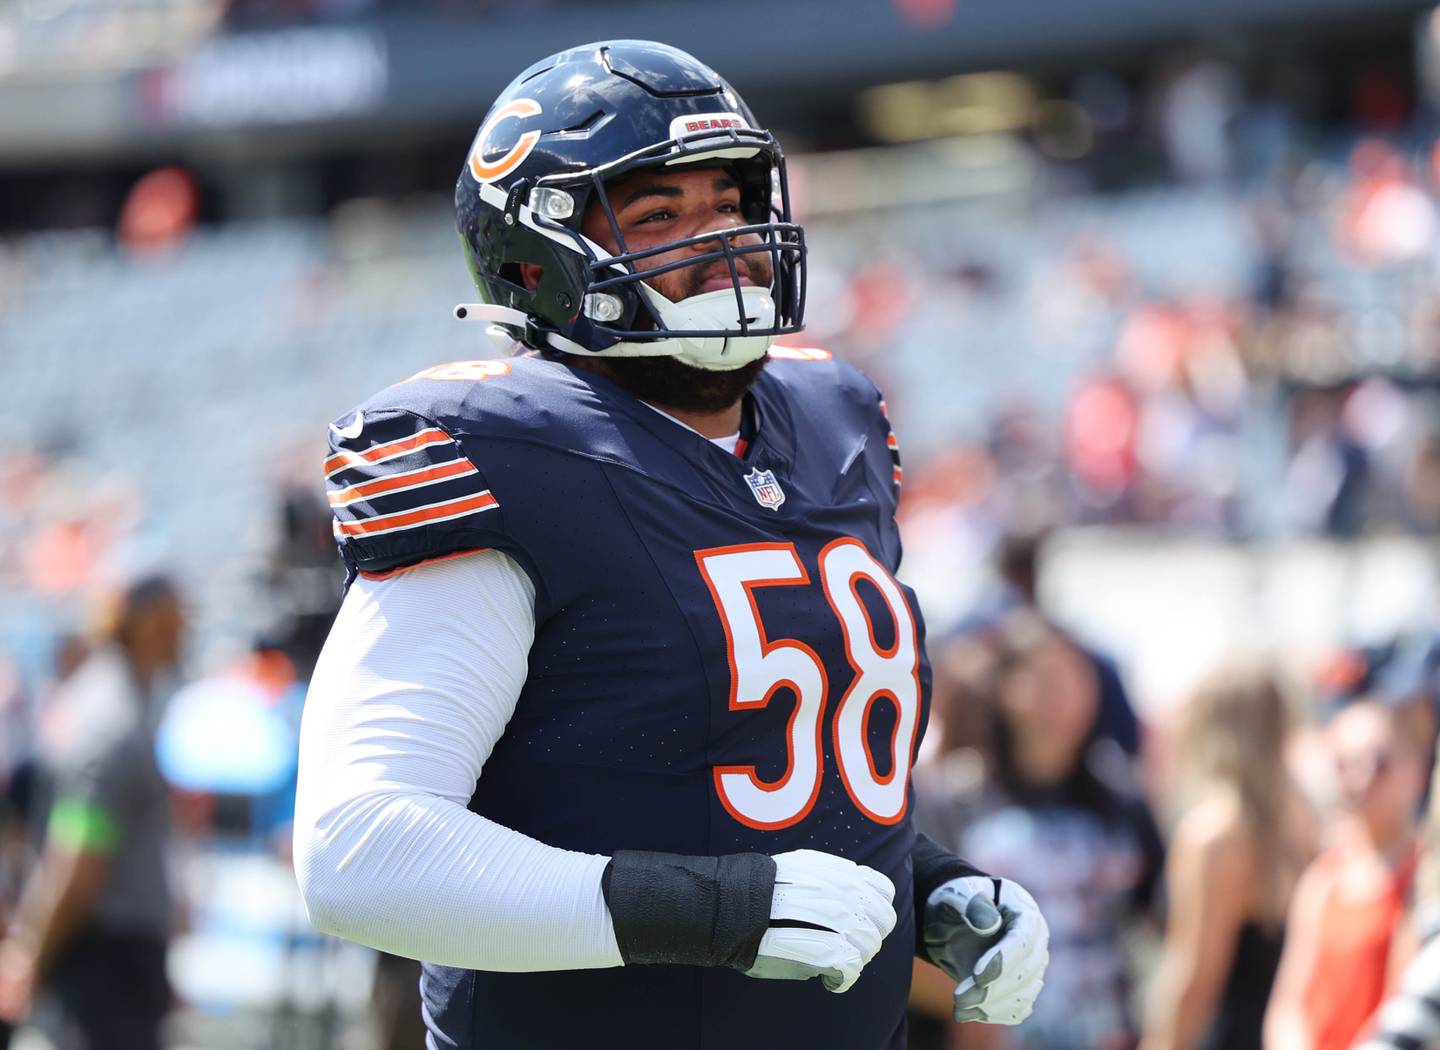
[293,40,1048,1049]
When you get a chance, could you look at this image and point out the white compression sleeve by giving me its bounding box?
[293,549,622,971]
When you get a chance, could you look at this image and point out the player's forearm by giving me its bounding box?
[294,788,620,971]
[294,552,622,970]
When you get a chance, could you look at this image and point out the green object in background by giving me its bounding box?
[48,798,121,854]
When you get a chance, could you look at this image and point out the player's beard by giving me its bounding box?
[599,353,768,413]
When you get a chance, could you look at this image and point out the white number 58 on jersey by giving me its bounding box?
[694,539,922,831]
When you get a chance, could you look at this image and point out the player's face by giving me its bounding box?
[583,164,773,303]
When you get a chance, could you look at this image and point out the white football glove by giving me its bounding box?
[744,849,897,994]
[924,875,1049,1024]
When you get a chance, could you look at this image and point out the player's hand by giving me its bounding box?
[743,849,896,994]
[923,875,1048,1024]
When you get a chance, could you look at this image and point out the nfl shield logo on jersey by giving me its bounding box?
[744,468,786,510]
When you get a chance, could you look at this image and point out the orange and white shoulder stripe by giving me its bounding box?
[334,490,499,538]
[327,458,479,509]
[324,428,454,478]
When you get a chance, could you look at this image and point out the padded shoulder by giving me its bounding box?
[757,349,903,496]
[323,357,543,580]
[760,346,880,410]
[355,354,628,448]
[324,354,642,588]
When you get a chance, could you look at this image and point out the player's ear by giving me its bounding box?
[520,263,544,290]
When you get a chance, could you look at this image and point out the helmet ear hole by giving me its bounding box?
[498,262,522,286]
[492,263,532,306]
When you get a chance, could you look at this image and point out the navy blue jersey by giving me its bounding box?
[325,350,930,1050]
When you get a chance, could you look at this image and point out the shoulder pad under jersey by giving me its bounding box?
[759,347,904,498]
[322,355,574,582]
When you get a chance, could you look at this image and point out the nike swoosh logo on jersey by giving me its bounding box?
[330,412,364,440]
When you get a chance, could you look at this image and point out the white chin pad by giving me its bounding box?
[631,284,778,371]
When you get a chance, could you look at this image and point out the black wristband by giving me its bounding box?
[911,833,989,955]
[601,850,777,971]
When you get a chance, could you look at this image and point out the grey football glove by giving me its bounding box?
[923,875,1049,1024]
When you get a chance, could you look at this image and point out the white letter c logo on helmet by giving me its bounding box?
[468,99,543,184]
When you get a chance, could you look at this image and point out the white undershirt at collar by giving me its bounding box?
[642,402,740,455]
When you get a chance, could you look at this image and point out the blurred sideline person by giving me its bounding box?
[0,761,32,1050]
[0,575,183,1050]
[1354,763,1440,1050]
[1264,699,1428,1050]
[911,614,1162,1050]
[1347,639,1440,1050]
[993,530,1142,758]
[1138,671,1314,1050]
[0,635,90,1050]
[293,41,1048,1050]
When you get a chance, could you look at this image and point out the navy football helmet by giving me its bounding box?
[454,40,806,371]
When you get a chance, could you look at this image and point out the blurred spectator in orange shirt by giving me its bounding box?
[1264,699,1429,1050]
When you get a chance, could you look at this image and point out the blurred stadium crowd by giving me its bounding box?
[3,0,1440,1047]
